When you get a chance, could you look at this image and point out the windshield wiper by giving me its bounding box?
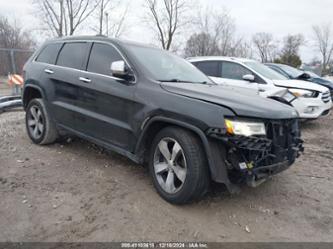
[158,79,213,84]
[158,79,194,83]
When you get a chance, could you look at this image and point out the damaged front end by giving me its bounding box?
[207,119,304,188]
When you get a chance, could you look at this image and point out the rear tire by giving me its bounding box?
[149,127,210,204]
[25,98,58,145]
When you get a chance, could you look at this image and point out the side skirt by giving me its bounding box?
[57,124,141,164]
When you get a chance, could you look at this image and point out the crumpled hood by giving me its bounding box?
[273,79,329,92]
[161,83,299,119]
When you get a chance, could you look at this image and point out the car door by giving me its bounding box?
[41,42,91,129]
[33,42,63,108]
[219,61,259,93]
[193,61,228,86]
[74,42,137,151]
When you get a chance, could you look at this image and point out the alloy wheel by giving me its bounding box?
[153,138,187,194]
[27,105,44,140]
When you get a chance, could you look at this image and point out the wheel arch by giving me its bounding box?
[135,116,237,191]
[22,84,45,109]
[135,117,221,180]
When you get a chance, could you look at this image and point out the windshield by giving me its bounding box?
[244,61,288,80]
[125,44,213,84]
[277,64,304,78]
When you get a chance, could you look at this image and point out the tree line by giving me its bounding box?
[1,0,333,75]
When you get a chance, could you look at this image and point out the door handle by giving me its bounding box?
[79,77,91,83]
[44,69,54,74]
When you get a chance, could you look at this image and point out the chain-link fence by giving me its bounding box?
[0,48,34,96]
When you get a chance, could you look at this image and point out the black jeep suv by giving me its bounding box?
[23,36,303,204]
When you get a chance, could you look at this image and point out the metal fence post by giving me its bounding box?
[10,50,17,74]
[0,48,34,96]
[9,50,20,95]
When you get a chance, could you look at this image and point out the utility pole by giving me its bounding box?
[99,0,104,35]
[9,50,17,74]
[105,12,109,37]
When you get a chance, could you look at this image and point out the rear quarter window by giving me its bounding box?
[56,42,89,70]
[35,43,62,64]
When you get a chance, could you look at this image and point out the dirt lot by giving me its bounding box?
[0,109,333,242]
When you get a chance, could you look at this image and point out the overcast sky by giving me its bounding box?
[0,0,332,62]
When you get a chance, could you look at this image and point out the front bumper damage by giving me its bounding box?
[207,119,304,189]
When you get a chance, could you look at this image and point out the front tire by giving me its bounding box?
[25,98,58,145]
[149,127,209,204]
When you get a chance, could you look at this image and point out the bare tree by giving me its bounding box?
[274,34,304,67]
[144,0,189,50]
[230,38,253,58]
[0,16,36,75]
[252,32,276,62]
[281,34,304,57]
[184,32,219,57]
[191,7,252,57]
[313,23,333,75]
[97,0,111,35]
[195,8,236,56]
[34,0,100,37]
[107,5,129,38]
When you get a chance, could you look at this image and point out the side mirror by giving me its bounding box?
[242,74,255,82]
[301,73,311,79]
[111,60,127,77]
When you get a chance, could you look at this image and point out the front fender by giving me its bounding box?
[135,116,238,192]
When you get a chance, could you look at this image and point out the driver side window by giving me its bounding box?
[221,62,252,80]
[87,43,123,76]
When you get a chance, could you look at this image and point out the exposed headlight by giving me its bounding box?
[282,90,298,102]
[225,119,266,137]
[289,88,316,98]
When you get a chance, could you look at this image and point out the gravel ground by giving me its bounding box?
[0,110,332,242]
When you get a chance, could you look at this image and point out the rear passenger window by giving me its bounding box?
[56,42,88,70]
[36,43,62,64]
[87,43,123,76]
[194,61,219,77]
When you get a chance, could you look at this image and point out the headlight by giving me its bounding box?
[282,90,297,102]
[225,119,266,137]
[289,88,316,98]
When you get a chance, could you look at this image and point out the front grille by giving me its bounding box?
[266,119,301,156]
[244,119,302,167]
[322,91,331,103]
[211,119,303,183]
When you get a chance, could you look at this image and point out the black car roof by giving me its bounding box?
[48,35,153,49]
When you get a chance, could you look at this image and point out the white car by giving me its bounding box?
[188,57,332,119]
